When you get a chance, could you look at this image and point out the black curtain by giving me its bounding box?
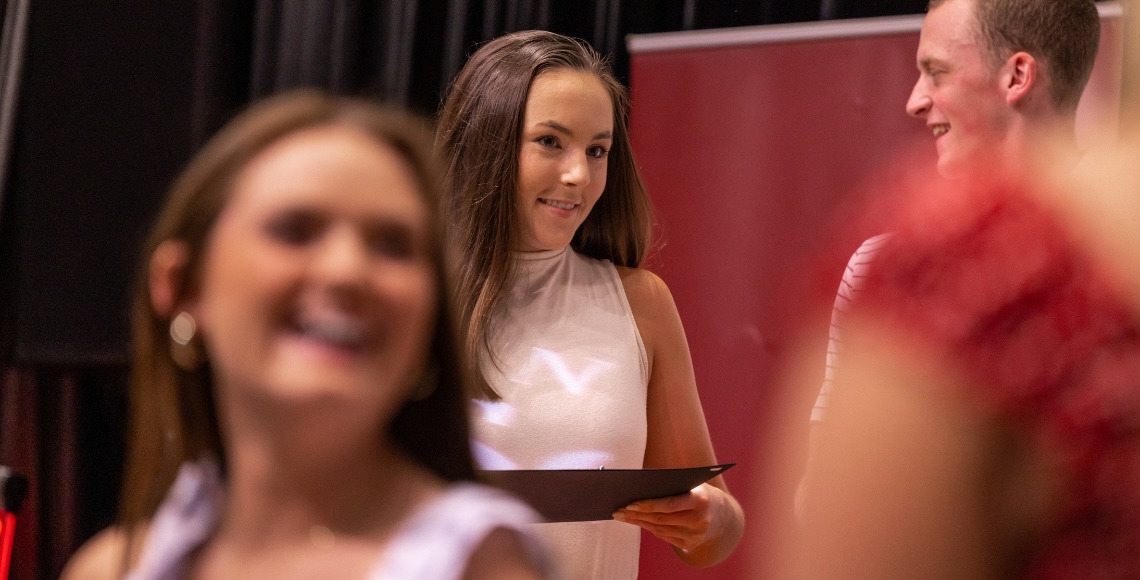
[0,1,927,578]
[192,0,927,134]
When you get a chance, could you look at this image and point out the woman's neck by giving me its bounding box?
[182,435,444,580]
[187,443,441,580]
[215,426,441,548]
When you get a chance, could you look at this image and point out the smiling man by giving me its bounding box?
[801,0,1102,516]
[905,0,1100,178]
[776,2,1134,576]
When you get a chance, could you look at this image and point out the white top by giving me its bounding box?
[811,233,891,423]
[126,458,555,580]
[472,247,649,579]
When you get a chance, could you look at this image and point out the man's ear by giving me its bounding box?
[149,240,191,318]
[1004,51,1037,106]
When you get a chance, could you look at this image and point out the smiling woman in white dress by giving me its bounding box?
[436,30,745,579]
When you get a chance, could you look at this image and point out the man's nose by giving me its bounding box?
[905,79,931,118]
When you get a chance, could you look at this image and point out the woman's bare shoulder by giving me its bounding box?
[59,525,136,580]
[614,266,673,312]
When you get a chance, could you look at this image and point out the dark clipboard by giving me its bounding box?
[480,463,734,523]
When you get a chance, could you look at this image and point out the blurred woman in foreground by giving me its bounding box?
[62,90,554,579]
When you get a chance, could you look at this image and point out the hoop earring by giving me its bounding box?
[169,311,203,371]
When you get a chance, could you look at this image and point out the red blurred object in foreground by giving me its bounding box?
[0,510,14,580]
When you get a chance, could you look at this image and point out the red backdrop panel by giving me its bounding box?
[628,10,1122,579]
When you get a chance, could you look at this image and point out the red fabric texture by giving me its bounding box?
[853,173,1140,579]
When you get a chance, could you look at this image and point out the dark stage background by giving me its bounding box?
[0,1,929,578]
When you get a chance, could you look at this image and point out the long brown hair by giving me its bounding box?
[435,30,654,398]
[121,90,477,526]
